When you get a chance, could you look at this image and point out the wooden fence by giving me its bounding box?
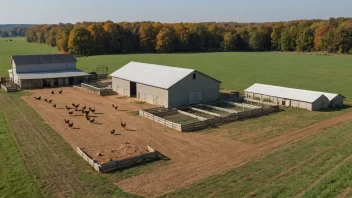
[77,146,160,172]
[181,105,279,132]
[140,105,279,132]
[73,83,116,96]
[76,147,101,171]
[1,83,18,92]
[139,109,182,131]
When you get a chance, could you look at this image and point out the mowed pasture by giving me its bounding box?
[1,37,352,197]
[1,37,352,98]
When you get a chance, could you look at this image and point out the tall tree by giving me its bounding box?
[68,27,93,55]
[297,28,315,52]
[174,24,190,52]
[314,25,334,50]
[155,27,176,53]
[103,22,123,53]
[139,23,157,52]
[222,32,239,51]
[188,24,206,51]
[271,23,284,51]
[56,27,72,52]
[334,20,352,53]
[87,23,108,54]
[281,28,293,51]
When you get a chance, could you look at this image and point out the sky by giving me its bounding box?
[0,0,351,24]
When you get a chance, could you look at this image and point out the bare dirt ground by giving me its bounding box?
[23,87,352,197]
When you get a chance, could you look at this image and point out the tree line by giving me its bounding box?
[0,25,29,37]
[25,18,352,55]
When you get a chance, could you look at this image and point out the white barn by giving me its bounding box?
[9,54,89,89]
[245,83,344,111]
[110,62,221,108]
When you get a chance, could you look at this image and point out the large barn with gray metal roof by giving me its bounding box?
[245,83,344,111]
[9,54,89,89]
[110,62,221,108]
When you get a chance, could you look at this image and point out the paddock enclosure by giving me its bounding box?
[23,87,246,167]
[140,100,279,132]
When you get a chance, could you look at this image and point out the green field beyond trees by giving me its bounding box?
[1,37,352,99]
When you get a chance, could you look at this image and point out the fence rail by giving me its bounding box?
[139,110,182,131]
[73,83,116,96]
[180,106,279,132]
[77,146,160,172]
[140,105,279,132]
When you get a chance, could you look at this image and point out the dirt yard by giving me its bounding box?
[23,87,352,197]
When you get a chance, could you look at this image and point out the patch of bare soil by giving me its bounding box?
[87,141,148,163]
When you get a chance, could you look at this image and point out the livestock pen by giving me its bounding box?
[140,101,280,132]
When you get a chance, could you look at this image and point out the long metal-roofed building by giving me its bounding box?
[110,61,221,108]
[9,54,89,89]
[245,83,345,111]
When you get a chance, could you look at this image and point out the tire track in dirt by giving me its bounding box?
[295,154,352,198]
[118,111,352,197]
[0,95,92,198]
[337,187,352,198]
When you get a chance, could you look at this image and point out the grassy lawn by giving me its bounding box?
[165,121,352,198]
[0,106,42,198]
[1,37,352,99]
[214,104,352,143]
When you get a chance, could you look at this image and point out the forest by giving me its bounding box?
[25,18,352,56]
[0,25,31,37]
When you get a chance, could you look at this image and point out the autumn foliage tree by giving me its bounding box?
[155,27,176,53]
[25,17,352,55]
[68,27,93,56]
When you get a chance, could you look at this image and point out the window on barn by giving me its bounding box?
[193,73,196,80]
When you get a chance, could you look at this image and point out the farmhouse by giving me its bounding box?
[9,54,89,89]
[110,62,221,108]
[245,83,344,111]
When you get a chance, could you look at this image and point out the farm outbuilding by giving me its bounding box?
[245,83,345,111]
[9,54,89,89]
[110,62,221,108]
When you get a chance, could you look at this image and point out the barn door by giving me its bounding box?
[189,91,202,104]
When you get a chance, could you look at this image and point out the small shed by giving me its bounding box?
[110,62,221,108]
[244,83,344,111]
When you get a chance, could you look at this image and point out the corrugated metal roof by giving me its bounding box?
[110,62,196,89]
[244,83,339,103]
[17,70,89,80]
[12,54,77,65]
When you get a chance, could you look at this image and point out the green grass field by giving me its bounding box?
[1,37,352,197]
[166,121,352,198]
[1,37,352,98]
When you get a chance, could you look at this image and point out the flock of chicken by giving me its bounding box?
[33,90,127,135]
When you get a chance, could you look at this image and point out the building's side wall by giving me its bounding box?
[311,96,329,111]
[330,96,344,107]
[168,72,220,107]
[16,62,76,73]
[20,79,43,89]
[112,77,130,96]
[137,84,168,107]
[245,91,315,111]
